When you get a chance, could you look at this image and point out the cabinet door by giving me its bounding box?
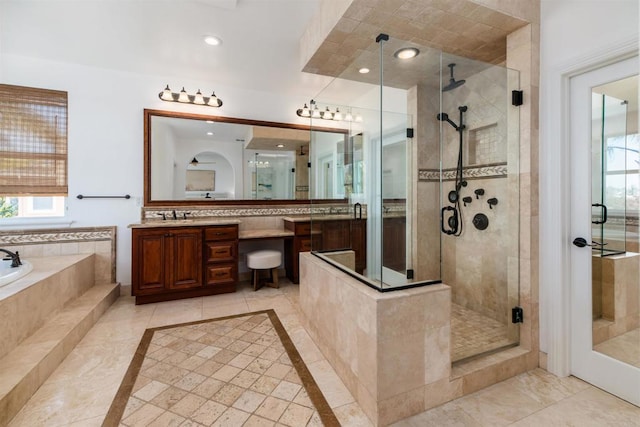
[322,220,351,251]
[169,228,203,290]
[133,229,167,295]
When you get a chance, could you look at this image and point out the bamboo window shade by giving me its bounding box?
[0,84,68,195]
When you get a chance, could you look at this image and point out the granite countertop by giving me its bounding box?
[282,213,405,222]
[239,229,294,239]
[128,219,242,229]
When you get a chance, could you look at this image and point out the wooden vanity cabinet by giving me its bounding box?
[351,219,367,274]
[382,216,406,272]
[284,221,320,284]
[284,218,367,283]
[132,227,203,303]
[131,224,238,304]
[204,225,238,291]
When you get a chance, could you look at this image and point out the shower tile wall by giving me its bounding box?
[413,64,519,334]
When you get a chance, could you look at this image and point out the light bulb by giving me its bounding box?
[333,108,343,121]
[194,90,205,104]
[301,104,310,117]
[178,87,189,103]
[345,111,354,122]
[208,92,219,106]
[322,107,333,120]
[311,105,321,119]
[355,113,363,122]
[161,85,173,101]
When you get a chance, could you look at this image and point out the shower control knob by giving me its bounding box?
[473,213,489,230]
[474,188,485,199]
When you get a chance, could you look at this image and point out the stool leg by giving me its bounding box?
[265,267,279,289]
[252,269,258,291]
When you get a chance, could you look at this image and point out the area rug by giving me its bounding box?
[103,309,340,426]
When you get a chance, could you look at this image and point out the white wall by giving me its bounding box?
[539,0,639,356]
[0,53,331,286]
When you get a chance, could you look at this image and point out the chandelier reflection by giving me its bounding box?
[296,100,362,122]
[159,85,223,107]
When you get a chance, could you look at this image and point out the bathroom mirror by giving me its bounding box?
[144,109,350,206]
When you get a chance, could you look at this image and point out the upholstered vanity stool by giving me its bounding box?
[246,250,281,291]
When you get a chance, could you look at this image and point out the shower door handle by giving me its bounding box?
[591,203,608,225]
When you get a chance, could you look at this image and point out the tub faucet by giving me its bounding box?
[0,249,22,267]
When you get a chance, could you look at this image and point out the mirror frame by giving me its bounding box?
[144,109,350,207]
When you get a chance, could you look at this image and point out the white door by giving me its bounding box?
[570,55,640,406]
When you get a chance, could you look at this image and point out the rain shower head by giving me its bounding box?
[443,63,465,92]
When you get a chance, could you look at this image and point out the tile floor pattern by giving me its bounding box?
[451,303,515,362]
[594,327,640,368]
[108,312,331,426]
[8,278,640,426]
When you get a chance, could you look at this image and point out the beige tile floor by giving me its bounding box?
[594,327,640,368]
[8,279,640,426]
[451,303,515,362]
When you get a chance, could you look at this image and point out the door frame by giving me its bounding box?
[542,35,638,377]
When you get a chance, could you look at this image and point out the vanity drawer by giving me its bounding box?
[205,226,238,242]
[206,263,236,286]
[206,242,237,263]
[299,238,313,252]
[295,222,312,235]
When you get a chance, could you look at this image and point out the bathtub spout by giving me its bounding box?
[0,249,22,267]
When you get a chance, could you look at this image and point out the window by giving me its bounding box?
[0,84,68,222]
[0,84,68,195]
[0,196,65,219]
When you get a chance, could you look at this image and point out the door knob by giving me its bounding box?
[572,237,607,248]
[573,237,589,247]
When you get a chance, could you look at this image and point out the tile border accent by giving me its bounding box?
[102,309,340,427]
[0,226,115,245]
[419,162,508,182]
[142,204,370,221]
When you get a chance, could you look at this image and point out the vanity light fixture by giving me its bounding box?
[394,47,419,59]
[295,99,362,122]
[159,85,223,107]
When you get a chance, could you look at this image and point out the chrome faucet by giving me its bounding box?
[0,249,22,267]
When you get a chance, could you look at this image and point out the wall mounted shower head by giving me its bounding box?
[443,63,466,92]
[436,112,460,131]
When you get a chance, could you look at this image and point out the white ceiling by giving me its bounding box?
[0,0,333,98]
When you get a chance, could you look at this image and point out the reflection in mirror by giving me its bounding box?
[145,109,349,205]
[590,74,640,367]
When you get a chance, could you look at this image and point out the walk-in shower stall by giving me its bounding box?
[307,35,521,363]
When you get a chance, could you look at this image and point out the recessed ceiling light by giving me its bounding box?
[394,47,419,59]
[359,68,370,74]
[204,35,222,46]
[276,144,284,148]
[207,132,213,136]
